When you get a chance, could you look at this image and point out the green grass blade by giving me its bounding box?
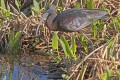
[59,37,68,58]
[106,65,111,80]
[6,10,10,18]
[71,36,76,53]
[15,0,21,11]
[0,0,6,9]
[8,32,21,53]
[79,34,88,53]
[116,71,120,80]
[75,2,81,8]
[33,0,40,11]
[100,73,107,80]
[52,32,59,50]
[60,35,76,59]
[86,0,94,9]
[50,51,61,63]
[58,0,63,8]
[92,23,98,37]
[107,37,115,48]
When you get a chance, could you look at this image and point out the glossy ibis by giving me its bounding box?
[44,4,108,32]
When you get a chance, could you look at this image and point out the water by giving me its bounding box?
[0,53,63,80]
[0,64,47,80]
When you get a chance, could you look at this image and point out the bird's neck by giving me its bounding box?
[46,13,57,30]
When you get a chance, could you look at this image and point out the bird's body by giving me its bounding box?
[45,5,108,32]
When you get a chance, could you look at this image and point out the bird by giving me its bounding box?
[36,4,108,37]
[44,4,108,32]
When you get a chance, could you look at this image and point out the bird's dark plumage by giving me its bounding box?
[45,4,108,32]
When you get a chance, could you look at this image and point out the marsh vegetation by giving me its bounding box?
[0,0,120,80]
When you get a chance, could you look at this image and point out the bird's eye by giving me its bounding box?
[46,9,50,13]
[46,6,50,11]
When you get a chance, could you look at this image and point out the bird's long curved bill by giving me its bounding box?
[36,12,49,36]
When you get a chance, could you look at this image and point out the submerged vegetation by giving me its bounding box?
[0,0,120,80]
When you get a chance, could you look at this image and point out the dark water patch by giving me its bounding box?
[0,64,47,80]
[0,53,64,80]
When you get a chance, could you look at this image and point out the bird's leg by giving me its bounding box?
[78,32,94,51]
[82,33,93,45]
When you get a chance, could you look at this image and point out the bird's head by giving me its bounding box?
[44,4,57,31]
[45,4,56,15]
[36,4,57,36]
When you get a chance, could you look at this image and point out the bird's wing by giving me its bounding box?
[53,9,108,32]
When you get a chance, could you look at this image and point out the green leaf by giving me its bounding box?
[100,73,107,80]
[8,32,21,53]
[59,38,68,57]
[114,17,120,29]
[39,0,44,9]
[107,38,115,48]
[92,23,98,37]
[60,35,76,59]
[75,2,81,8]
[71,36,76,53]
[58,0,63,8]
[15,0,20,10]
[31,7,39,16]
[52,32,59,49]
[116,71,120,80]
[86,0,94,9]
[54,56,61,63]
[7,2,10,10]
[106,65,111,80]
[0,0,6,9]
[33,0,40,11]
[50,51,61,63]
[6,10,10,17]
[62,74,69,79]
[79,34,88,53]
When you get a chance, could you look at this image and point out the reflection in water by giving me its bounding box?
[0,53,63,80]
[0,64,47,80]
[0,65,47,80]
